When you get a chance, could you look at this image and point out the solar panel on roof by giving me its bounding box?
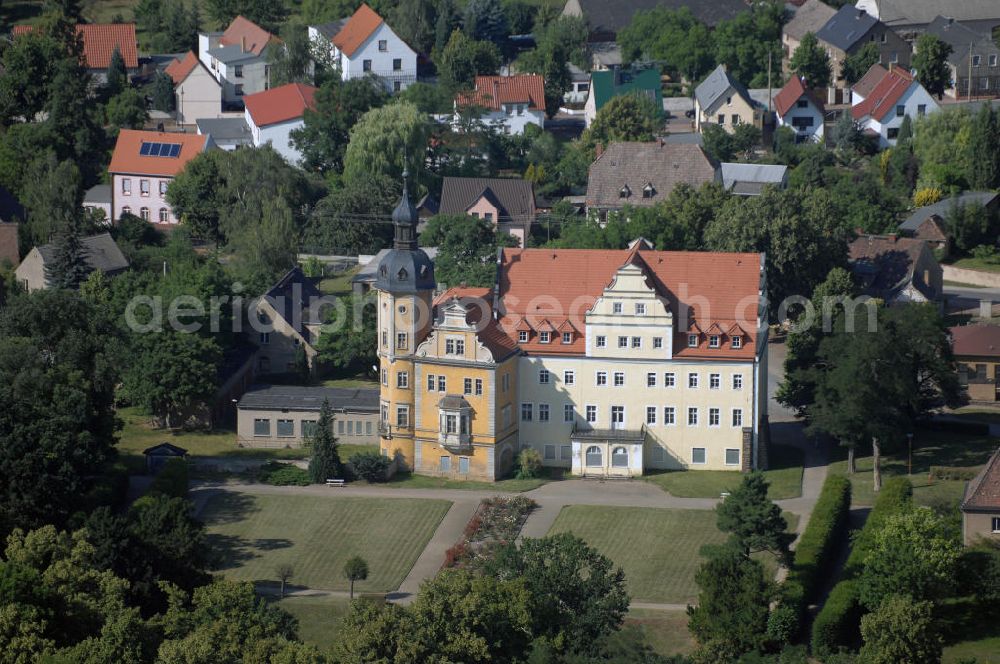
[139,141,182,158]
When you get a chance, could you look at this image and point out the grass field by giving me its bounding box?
[950,257,1000,273]
[548,505,727,604]
[318,268,360,296]
[826,429,997,507]
[202,493,451,592]
[940,597,1000,664]
[625,609,694,657]
[116,407,310,460]
[643,444,804,501]
[270,595,351,652]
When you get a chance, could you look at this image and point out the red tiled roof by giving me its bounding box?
[852,63,889,100]
[852,66,915,122]
[497,247,762,359]
[332,3,384,58]
[774,75,825,117]
[219,15,276,56]
[12,23,138,69]
[244,83,317,127]
[962,446,1000,511]
[165,50,199,84]
[433,286,519,360]
[950,324,1000,359]
[108,130,211,177]
[457,75,546,112]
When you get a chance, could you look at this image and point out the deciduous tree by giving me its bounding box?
[438,29,502,92]
[420,213,516,288]
[343,556,369,599]
[858,594,942,664]
[913,33,953,99]
[583,94,661,147]
[842,42,879,85]
[617,7,714,83]
[788,32,831,88]
[342,102,433,188]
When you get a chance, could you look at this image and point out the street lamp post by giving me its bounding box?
[907,432,914,476]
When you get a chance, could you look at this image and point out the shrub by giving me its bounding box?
[256,461,310,486]
[350,451,390,482]
[929,465,981,481]
[149,458,190,498]
[811,580,864,657]
[913,187,943,207]
[782,474,851,627]
[515,448,542,479]
[81,460,131,510]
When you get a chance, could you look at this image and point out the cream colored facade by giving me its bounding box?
[695,90,760,134]
[237,406,378,448]
[175,61,224,125]
[254,297,319,374]
[516,262,764,473]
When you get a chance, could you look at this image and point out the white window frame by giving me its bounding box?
[692,447,706,465]
[687,334,698,347]
[596,371,608,386]
[664,406,675,425]
[687,407,698,426]
[646,372,656,387]
[612,302,623,314]
[539,331,550,344]
[688,373,699,388]
[596,335,606,348]
[519,330,529,343]
[708,335,719,348]
[731,335,742,349]
[585,405,597,423]
[538,404,550,422]
[613,372,625,387]
[521,402,533,421]
[653,337,663,349]
[631,336,641,348]
[709,408,720,427]
[617,336,628,349]
[564,370,575,385]
[539,369,550,384]
[564,404,574,422]
[709,373,721,390]
[733,374,744,390]
[732,408,744,427]
[635,302,646,315]
[725,448,741,466]
[664,372,676,388]
[646,406,657,425]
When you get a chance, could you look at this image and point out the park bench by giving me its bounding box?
[326,478,346,487]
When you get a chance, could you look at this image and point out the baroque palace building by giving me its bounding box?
[376,176,769,481]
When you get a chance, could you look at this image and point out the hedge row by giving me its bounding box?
[811,476,913,657]
[811,580,864,658]
[782,474,852,625]
[844,476,913,576]
[929,465,981,481]
[148,458,190,498]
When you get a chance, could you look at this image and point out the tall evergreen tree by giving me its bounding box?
[968,104,1000,190]
[106,46,128,97]
[716,472,791,561]
[45,221,91,290]
[308,399,343,482]
[152,71,176,112]
[463,0,508,47]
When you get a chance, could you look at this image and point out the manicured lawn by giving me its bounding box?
[379,470,551,493]
[943,280,988,289]
[826,429,997,507]
[116,407,309,460]
[626,609,694,657]
[269,595,352,652]
[950,257,1000,273]
[320,377,379,389]
[939,597,1000,664]
[318,268,360,296]
[201,493,451,592]
[643,445,804,500]
[548,505,727,604]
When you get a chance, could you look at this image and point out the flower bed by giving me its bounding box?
[444,495,537,568]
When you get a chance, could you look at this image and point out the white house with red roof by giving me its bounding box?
[243,83,317,165]
[12,23,138,81]
[308,3,418,93]
[108,130,215,224]
[773,75,825,143]
[198,16,279,105]
[851,64,939,148]
[455,75,546,135]
[164,51,224,125]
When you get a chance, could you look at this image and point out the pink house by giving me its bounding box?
[108,130,215,224]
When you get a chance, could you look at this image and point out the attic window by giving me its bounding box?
[619,185,631,199]
[397,267,408,280]
[642,183,655,199]
[687,334,698,348]
[731,335,743,349]
[709,334,720,348]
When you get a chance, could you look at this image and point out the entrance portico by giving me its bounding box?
[570,426,646,478]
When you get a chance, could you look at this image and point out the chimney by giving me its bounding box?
[241,36,246,52]
[857,9,865,19]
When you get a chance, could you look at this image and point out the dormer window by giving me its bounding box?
[709,335,720,348]
[518,330,529,343]
[731,335,742,349]
[619,185,631,199]
[539,331,550,343]
[397,267,408,280]
[562,332,572,344]
[642,183,655,199]
[687,334,698,347]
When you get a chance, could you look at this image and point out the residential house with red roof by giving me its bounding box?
[308,3,418,93]
[961,445,1000,545]
[243,83,317,164]
[12,23,138,81]
[774,75,826,143]
[198,16,279,105]
[374,173,769,480]
[108,130,215,224]
[164,50,223,124]
[851,64,939,147]
[455,75,546,135]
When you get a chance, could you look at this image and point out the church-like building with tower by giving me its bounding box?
[376,173,770,482]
